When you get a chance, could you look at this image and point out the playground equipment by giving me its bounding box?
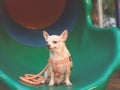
[1,0,120,90]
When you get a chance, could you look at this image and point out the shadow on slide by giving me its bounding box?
[0,0,120,90]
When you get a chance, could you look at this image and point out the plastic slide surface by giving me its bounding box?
[0,0,120,90]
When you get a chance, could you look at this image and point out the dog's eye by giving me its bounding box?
[53,41,57,44]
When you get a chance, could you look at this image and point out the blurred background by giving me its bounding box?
[91,0,116,28]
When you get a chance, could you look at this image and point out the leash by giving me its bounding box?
[19,64,49,85]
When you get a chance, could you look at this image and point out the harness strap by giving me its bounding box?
[48,56,71,77]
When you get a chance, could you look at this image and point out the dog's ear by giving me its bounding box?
[43,31,49,40]
[60,30,68,41]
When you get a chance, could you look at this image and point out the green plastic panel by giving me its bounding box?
[1,0,120,90]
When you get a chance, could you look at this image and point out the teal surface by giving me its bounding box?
[1,0,120,90]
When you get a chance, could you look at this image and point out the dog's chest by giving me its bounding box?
[53,63,67,78]
[49,58,70,77]
[55,63,67,74]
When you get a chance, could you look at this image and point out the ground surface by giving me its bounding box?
[107,71,120,90]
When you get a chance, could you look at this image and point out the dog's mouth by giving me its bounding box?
[47,46,57,50]
[47,46,51,50]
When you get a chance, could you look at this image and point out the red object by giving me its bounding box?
[6,0,66,30]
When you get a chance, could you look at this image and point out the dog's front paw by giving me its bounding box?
[66,81,72,86]
[49,81,55,86]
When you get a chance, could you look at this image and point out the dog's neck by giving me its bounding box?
[49,45,70,60]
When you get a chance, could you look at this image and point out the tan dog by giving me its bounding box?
[19,30,73,86]
[43,30,73,86]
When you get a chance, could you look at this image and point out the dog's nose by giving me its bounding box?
[47,44,51,49]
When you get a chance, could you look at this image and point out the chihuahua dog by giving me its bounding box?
[43,30,73,86]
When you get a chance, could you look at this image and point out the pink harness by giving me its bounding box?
[48,56,71,77]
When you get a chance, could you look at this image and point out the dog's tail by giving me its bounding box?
[19,64,49,85]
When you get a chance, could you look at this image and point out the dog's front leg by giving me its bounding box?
[65,65,72,86]
[49,66,55,86]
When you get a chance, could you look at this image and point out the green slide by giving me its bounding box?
[1,0,120,90]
